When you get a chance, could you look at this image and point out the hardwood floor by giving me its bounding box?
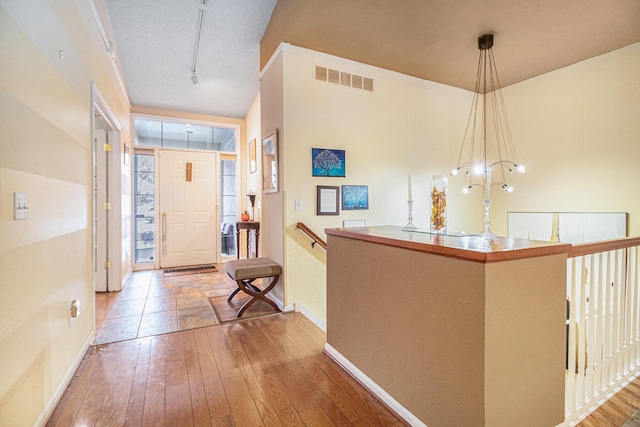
[46,312,407,427]
[576,376,640,427]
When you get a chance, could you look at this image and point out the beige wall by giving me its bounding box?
[259,49,286,304]
[487,43,640,236]
[0,1,130,425]
[244,94,262,220]
[263,42,640,326]
[265,44,480,322]
[327,233,566,426]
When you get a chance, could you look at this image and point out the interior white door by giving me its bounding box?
[159,150,217,268]
[94,127,108,292]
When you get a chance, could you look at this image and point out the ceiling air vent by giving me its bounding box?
[315,65,373,92]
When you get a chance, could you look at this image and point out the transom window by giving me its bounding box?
[134,119,236,152]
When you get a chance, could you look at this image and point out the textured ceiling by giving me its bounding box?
[104,0,277,119]
[104,0,640,119]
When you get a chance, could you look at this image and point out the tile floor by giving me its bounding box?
[94,265,238,344]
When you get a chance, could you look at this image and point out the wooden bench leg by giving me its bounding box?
[235,274,281,317]
[227,279,260,302]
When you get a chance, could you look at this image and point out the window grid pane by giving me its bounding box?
[134,119,236,153]
[220,159,237,257]
[134,153,155,263]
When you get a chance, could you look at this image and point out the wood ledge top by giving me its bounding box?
[325,225,572,263]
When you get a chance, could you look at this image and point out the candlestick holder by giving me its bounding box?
[247,194,256,221]
[405,200,417,230]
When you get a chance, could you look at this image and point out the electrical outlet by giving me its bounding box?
[14,192,28,220]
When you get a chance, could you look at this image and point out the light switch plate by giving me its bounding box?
[295,200,303,211]
[14,192,28,220]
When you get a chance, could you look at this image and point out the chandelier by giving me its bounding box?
[450,34,525,239]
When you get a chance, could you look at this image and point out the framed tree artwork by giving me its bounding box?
[262,130,278,193]
[342,185,369,210]
[312,148,346,177]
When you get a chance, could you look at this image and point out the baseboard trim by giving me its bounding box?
[37,332,94,426]
[293,302,326,332]
[324,343,426,427]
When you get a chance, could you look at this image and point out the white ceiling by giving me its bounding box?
[104,0,277,119]
[104,0,640,120]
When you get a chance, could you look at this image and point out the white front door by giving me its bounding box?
[159,150,217,268]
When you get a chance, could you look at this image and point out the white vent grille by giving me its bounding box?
[315,65,373,92]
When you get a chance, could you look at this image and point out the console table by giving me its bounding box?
[235,221,259,259]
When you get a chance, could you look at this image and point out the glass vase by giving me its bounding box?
[430,175,447,233]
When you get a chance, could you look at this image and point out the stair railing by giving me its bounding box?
[296,222,327,251]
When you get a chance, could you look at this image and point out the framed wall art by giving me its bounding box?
[342,185,368,210]
[262,130,278,193]
[317,185,339,215]
[248,138,257,174]
[312,148,346,177]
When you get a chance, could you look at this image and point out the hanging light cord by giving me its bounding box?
[451,34,524,194]
[191,0,208,84]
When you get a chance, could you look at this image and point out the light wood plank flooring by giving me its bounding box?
[47,312,407,426]
[576,376,640,427]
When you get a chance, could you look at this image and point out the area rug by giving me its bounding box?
[209,293,280,323]
[163,265,217,277]
[624,409,640,427]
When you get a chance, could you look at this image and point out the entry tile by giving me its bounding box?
[178,305,217,330]
[138,311,178,337]
[144,294,177,313]
[94,315,141,344]
[177,291,208,309]
[106,298,146,319]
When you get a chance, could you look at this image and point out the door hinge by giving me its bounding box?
[104,261,112,269]
[103,143,112,152]
[103,202,112,210]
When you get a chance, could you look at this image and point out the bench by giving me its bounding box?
[225,257,282,318]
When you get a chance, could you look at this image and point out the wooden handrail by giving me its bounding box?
[296,222,327,250]
[567,236,640,258]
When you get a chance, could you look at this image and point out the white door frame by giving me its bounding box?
[91,82,124,292]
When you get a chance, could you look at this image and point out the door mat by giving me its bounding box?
[624,409,640,427]
[163,265,217,277]
[209,293,280,323]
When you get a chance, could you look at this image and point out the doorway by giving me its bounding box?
[159,149,218,268]
[92,83,124,293]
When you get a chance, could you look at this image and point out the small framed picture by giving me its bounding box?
[248,138,257,174]
[317,185,339,215]
[342,185,369,210]
[262,130,278,193]
[312,148,346,177]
